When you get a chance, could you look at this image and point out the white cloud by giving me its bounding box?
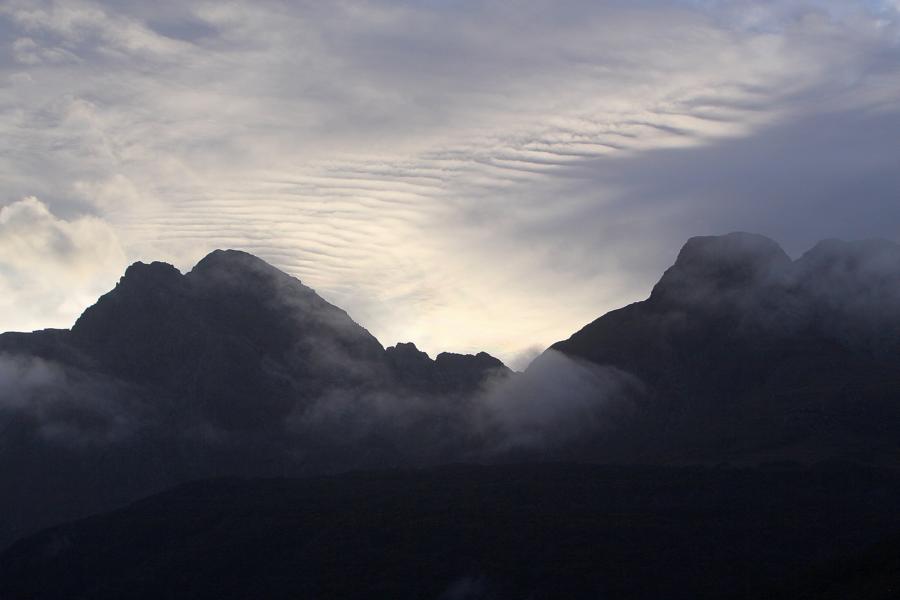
[0,197,126,332]
[0,1,898,362]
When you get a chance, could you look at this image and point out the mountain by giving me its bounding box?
[68,250,390,430]
[0,250,510,548]
[550,232,900,464]
[2,233,899,552]
[386,341,509,394]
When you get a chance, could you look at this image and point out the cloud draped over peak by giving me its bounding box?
[1,0,899,361]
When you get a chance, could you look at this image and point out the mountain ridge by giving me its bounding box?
[0,248,512,547]
[1,232,900,550]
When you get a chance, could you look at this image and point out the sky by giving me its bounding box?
[1,0,899,368]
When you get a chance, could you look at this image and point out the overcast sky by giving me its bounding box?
[1,0,899,367]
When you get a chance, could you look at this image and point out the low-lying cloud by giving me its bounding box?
[0,353,143,446]
[478,350,643,454]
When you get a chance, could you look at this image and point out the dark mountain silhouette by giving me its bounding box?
[1,231,899,575]
[4,463,900,600]
[70,250,389,430]
[386,341,509,394]
[551,232,900,465]
[0,249,510,548]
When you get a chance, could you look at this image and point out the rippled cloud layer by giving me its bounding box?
[2,0,899,364]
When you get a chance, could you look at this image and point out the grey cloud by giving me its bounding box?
[477,350,643,454]
[0,0,899,364]
[571,106,900,262]
[0,353,144,446]
[507,345,544,372]
[284,342,646,464]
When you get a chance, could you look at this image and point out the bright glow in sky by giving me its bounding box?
[2,0,899,368]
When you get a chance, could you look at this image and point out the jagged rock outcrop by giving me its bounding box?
[386,342,511,394]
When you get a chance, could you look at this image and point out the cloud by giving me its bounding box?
[478,350,642,453]
[0,196,127,332]
[507,345,544,372]
[0,352,58,411]
[0,353,143,446]
[0,0,898,364]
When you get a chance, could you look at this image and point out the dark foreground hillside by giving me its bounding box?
[3,463,900,600]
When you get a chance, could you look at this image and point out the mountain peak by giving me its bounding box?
[798,237,900,274]
[192,248,272,271]
[386,342,431,360]
[435,351,509,376]
[71,260,184,337]
[188,249,294,285]
[650,232,791,303]
[674,232,789,271]
[119,260,182,289]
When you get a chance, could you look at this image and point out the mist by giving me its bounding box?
[4,233,899,465]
